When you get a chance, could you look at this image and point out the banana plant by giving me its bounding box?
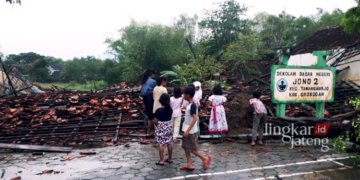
[161,65,191,85]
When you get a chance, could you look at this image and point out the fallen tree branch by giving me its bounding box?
[331,111,357,120]
[274,116,330,122]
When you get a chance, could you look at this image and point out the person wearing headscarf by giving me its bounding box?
[193,81,203,101]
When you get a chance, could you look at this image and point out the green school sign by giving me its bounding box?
[270,50,336,118]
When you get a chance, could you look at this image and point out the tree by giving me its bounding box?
[256,9,344,52]
[342,2,360,34]
[257,12,296,49]
[107,21,191,81]
[315,8,344,29]
[175,14,198,43]
[63,56,104,83]
[222,35,264,80]
[5,52,51,82]
[199,0,248,57]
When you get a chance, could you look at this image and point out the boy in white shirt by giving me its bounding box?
[180,86,212,171]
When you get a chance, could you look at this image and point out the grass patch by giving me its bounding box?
[36,80,108,91]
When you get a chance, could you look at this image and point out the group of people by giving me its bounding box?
[140,70,268,170]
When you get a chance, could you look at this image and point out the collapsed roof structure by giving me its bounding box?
[0,63,33,97]
[249,26,360,123]
[0,83,150,150]
[292,26,360,85]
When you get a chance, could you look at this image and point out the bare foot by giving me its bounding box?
[180,165,195,171]
[203,156,212,170]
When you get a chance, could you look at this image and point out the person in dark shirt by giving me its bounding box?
[140,69,157,134]
[154,93,174,165]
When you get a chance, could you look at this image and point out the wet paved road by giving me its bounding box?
[0,141,359,180]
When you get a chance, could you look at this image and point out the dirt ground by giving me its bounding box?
[226,92,253,135]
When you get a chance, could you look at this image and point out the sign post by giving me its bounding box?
[271,50,335,119]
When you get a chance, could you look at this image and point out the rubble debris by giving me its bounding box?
[10,176,21,180]
[36,169,63,175]
[26,156,37,161]
[61,156,75,161]
[0,83,147,147]
[32,152,45,156]
[139,138,151,144]
[80,151,96,155]
[291,26,360,56]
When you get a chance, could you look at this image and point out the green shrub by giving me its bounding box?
[161,58,224,86]
[333,97,360,166]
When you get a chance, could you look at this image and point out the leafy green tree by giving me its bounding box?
[315,8,344,28]
[257,12,296,49]
[63,56,104,83]
[4,52,51,82]
[342,2,360,34]
[175,14,198,43]
[107,21,191,81]
[255,9,344,52]
[102,59,122,84]
[224,35,263,61]
[199,0,248,57]
[223,35,264,80]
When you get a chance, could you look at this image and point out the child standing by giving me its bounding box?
[180,86,212,171]
[249,91,268,146]
[153,77,168,113]
[170,87,183,142]
[208,85,228,134]
[193,81,203,101]
[154,94,173,165]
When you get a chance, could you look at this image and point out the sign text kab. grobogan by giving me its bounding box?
[271,66,336,103]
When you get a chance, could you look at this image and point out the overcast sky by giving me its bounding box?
[0,0,357,60]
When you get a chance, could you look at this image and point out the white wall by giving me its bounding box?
[288,51,360,85]
[288,53,318,66]
[336,54,360,85]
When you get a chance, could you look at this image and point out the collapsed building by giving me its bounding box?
[0,66,33,97]
[248,26,360,137]
[1,26,360,151]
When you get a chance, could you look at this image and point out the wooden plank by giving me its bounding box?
[0,143,72,152]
